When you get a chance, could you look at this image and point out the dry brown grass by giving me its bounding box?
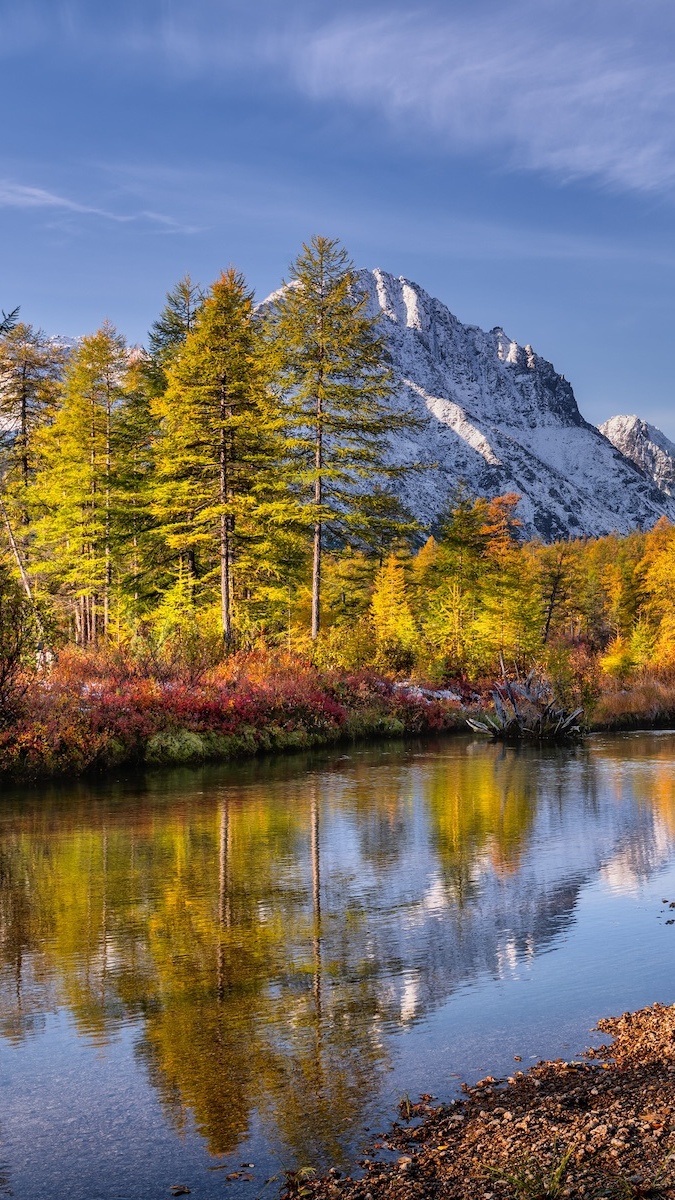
[592,672,675,729]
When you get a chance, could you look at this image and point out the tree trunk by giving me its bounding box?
[311,394,323,641]
[20,366,29,490]
[104,387,111,639]
[543,577,560,645]
[219,380,232,645]
[310,787,322,1016]
[217,799,231,1003]
[0,493,33,604]
[311,514,321,641]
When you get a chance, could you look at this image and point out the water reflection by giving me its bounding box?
[0,734,674,1183]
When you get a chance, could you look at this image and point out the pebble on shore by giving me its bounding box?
[282,1003,675,1199]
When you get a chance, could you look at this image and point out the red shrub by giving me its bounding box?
[0,648,460,782]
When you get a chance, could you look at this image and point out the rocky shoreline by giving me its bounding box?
[282,1004,675,1199]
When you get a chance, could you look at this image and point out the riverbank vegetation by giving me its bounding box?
[3,235,675,778]
[3,501,675,778]
[0,646,460,782]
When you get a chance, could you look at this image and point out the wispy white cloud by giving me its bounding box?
[5,1,675,196]
[0,181,125,218]
[0,181,199,233]
[279,3,675,195]
[82,0,675,195]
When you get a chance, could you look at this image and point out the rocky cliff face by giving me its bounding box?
[358,269,674,540]
[600,414,675,498]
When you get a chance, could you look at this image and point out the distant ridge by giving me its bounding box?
[600,414,675,499]
[354,268,674,541]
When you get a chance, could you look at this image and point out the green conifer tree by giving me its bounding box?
[144,274,204,397]
[0,323,66,493]
[0,308,19,335]
[110,355,161,624]
[266,235,418,640]
[152,268,284,645]
[473,493,542,669]
[420,488,489,673]
[31,323,129,644]
[371,552,417,672]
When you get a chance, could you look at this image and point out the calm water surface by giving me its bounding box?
[1,732,675,1198]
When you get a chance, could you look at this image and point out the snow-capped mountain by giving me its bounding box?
[358,269,674,541]
[599,415,675,498]
[48,335,80,354]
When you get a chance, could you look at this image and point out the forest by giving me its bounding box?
[1,234,675,778]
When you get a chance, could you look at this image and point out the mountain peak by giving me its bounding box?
[600,415,675,498]
[354,268,674,540]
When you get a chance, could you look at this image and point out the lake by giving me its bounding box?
[1,731,675,1198]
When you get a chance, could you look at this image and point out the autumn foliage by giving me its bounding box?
[0,649,461,783]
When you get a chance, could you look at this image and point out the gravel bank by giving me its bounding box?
[283,1004,675,1199]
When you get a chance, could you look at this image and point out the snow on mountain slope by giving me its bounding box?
[49,335,80,354]
[359,269,673,540]
[600,415,675,498]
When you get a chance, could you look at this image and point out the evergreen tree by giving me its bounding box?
[423,488,490,673]
[472,493,542,668]
[31,323,129,644]
[152,269,283,644]
[0,323,66,493]
[144,274,204,397]
[436,486,489,589]
[533,541,577,645]
[0,308,19,335]
[110,356,160,622]
[321,548,378,625]
[370,552,417,672]
[266,235,418,640]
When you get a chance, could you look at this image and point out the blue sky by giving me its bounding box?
[3,0,675,434]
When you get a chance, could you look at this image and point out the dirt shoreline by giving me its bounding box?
[282,1004,675,1199]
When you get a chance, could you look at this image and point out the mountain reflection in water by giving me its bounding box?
[1,732,675,1198]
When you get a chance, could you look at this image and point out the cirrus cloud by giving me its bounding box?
[280,3,675,195]
[0,180,199,233]
[4,1,675,197]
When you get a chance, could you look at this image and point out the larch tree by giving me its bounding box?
[266,235,418,641]
[152,268,278,645]
[110,354,161,623]
[31,322,129,645]
[474,493,542,668]
[0,308,19,335]
[0,323,67,608]
[143,274,205,398]
[0,323,66,494]
[640,524,675,666]
[370,552,417,671]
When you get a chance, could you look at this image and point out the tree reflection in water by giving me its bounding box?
[0,735,673,1170]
